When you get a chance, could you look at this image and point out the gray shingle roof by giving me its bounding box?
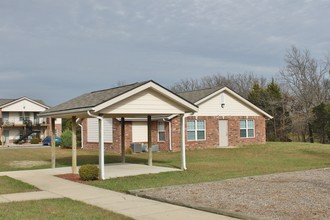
[0,99,15,107]
[177,87,222,103]
[41,81,148,114]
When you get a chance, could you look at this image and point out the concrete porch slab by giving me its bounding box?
[103,163,180,179]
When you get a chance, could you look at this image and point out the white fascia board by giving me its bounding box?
[0,97,49,109]
[196,87,273,119]
[38,107,93,118]
[94,81,198,113]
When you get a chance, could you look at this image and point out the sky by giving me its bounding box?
[0,0,329,106]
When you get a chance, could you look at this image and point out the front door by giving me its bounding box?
[219,120,228,147]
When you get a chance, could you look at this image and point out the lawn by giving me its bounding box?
[0,198,133,220]
[0,176,38,194]
[88,142,330,192]
[0,177,133,220]
[1,142,330,193]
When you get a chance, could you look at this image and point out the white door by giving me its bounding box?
[219,120,228,147]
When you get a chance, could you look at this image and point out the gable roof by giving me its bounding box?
[41,81,147,115]
[0,97,49,109]
[39,80,198,117]
[178,87,273,119]
[177,87,221,103]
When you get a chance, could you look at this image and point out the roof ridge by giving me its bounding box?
[177,86,222,94]
[90,81,148,94]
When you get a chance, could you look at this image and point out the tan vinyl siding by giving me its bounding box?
[2,100,47,112]
[100,89,187,115]
[196,92,259,117]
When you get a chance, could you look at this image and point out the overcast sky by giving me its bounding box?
[0,0,329,106]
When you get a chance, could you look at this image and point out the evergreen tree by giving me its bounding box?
[312,103,330,143]
[248,79,291,141]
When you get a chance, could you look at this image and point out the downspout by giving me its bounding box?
[76,118,84,149]
[163,118,172,151]
[87,110,105,180]
[180,114,187,170]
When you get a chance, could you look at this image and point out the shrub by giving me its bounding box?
[79,164,99,181]
[60,129,72,148]
[125,147,132,155]
[31,138,39,144]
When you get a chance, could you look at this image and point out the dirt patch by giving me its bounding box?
[9,160,50,168]
[131,168,330,220]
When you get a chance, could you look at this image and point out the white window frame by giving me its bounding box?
[187,120,206,141]
[240,119,255,138]
[158,121,165,142]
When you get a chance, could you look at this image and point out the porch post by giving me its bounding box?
[121,117,125,163]
[98,115,105,180]
[180,114,187,170]
[72,116,77,174]
[51,118,56,169]
[147,115,152,166]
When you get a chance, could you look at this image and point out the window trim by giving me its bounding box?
[240,119,255,138]
[187,119,206,141]
[157,121,165,142]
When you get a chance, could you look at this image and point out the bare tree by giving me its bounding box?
[280,46,330,143]
[171,72,267,99]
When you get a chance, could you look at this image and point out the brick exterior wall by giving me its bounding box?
[82,115,267,152]
[170,115,266,151]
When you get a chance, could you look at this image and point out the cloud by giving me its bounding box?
[0,0,329,106]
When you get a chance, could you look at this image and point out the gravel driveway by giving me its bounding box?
[131,168,330,220]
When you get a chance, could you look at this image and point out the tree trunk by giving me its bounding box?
[308,123,314,143]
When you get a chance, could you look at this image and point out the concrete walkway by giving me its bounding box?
[0,165,235,220]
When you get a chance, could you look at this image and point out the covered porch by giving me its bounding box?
[39,81,198,180]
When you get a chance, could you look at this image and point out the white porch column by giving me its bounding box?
[121,117,125,163]
[148,115,152,166]
[98,115,105,180]
[180,114,187,170]
[72,116,77,174]
[51,118,56,169]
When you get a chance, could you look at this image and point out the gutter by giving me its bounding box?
[76,118,84,149]
[38,107,93,117]
[87,110,105,180]
[163,118,172,151]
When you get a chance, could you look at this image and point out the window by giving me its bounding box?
[87,118,113,143]
[19,112,30,122]
[187,120,206,141]
[240,119,255,138]
[158,122,165,142]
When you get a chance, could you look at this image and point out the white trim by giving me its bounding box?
[187,119,206,141]
[196,87,273,119]
[240,119,255,138]
[181,114,187,170]
[94,81,198,113]
[87,111,105,180]
[38,107,93,117]
[0,97,49,109]
[157,121,165,142]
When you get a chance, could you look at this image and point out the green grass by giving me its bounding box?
[88,142,330,192]
[1,142,330,193]
[0,176,39,194]
[0,147,148,172]
[0,198,133,220]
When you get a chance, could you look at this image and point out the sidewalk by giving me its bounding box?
[0,167,235,220]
